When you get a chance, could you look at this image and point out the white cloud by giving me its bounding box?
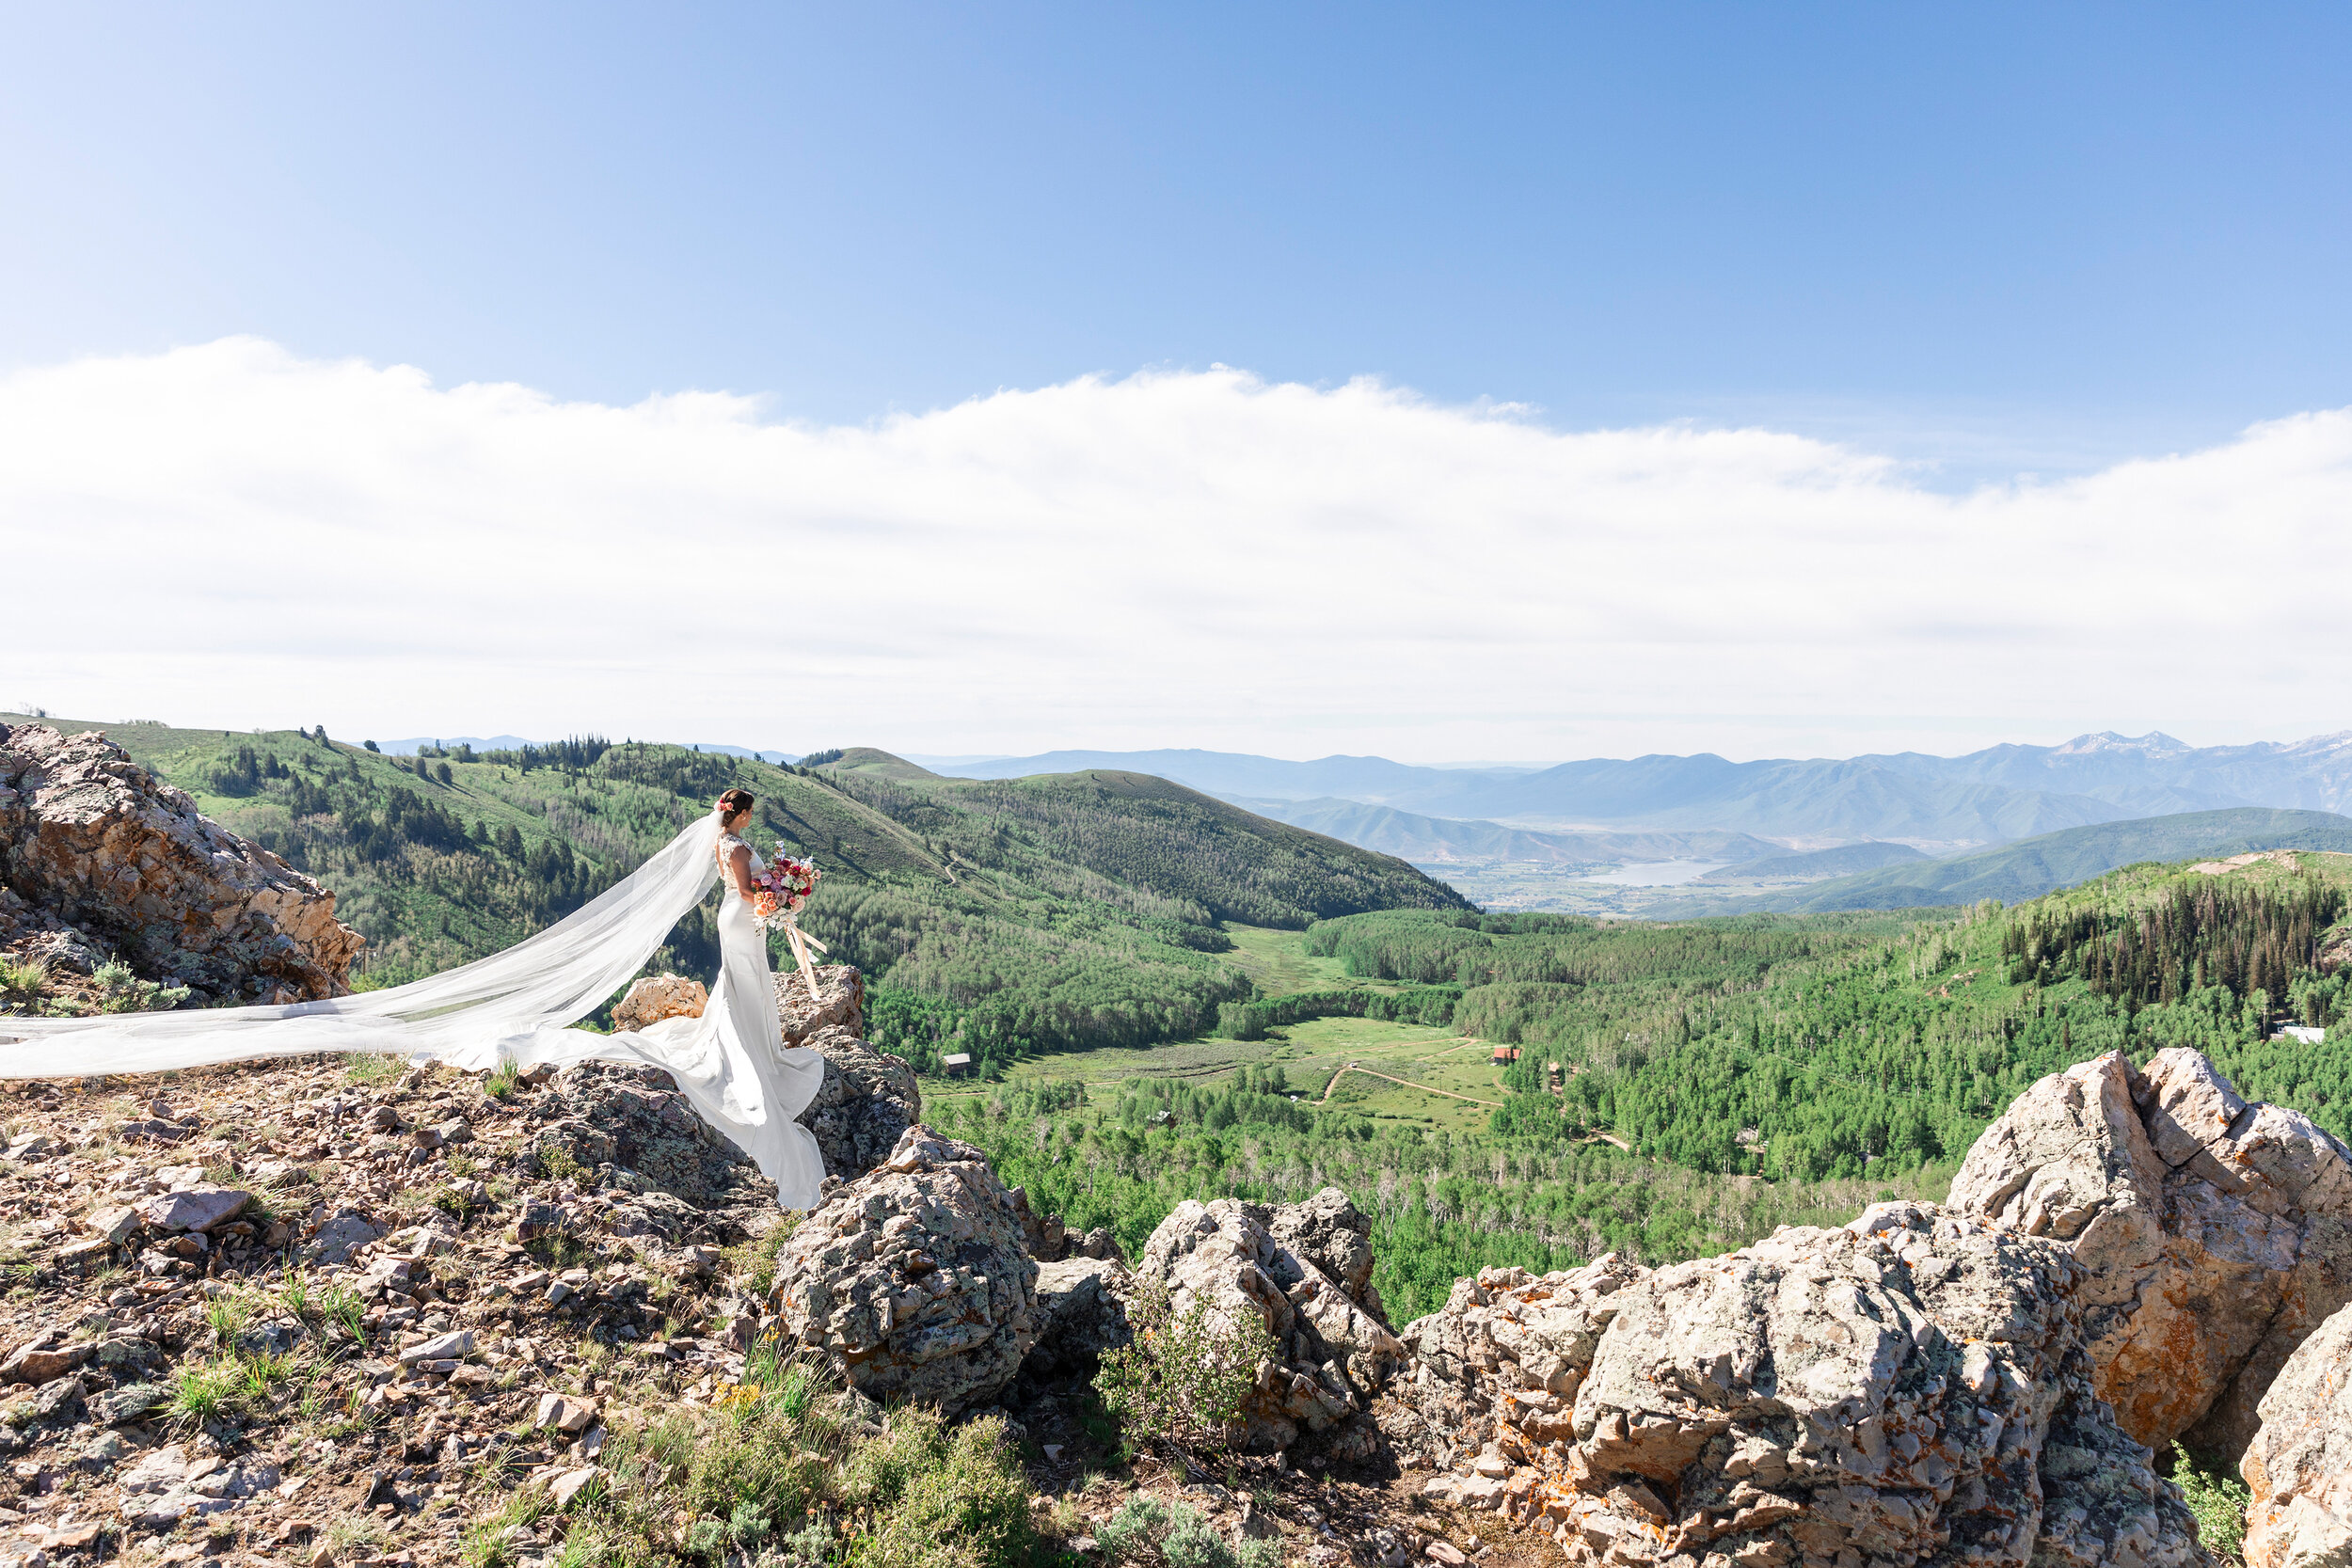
[4,336,2347,762]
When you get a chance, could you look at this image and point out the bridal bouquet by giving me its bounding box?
[751,854,822,931]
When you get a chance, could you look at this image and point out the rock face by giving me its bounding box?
[778,962,866,1042]
[1396,1204,2204,1568]
[1947,1049,2352,1461]
[529,1062,771,1215]
[2243,1299,2352,1568]
[1134,1188,1406,1452]
[611,974,707,1033]
[0,723,363,1005]
[767,1126,1040,1418]
[781,964,922,1181]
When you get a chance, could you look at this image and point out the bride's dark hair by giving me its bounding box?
[716,788,755,818]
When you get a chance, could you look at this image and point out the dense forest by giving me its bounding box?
[949,852,2352,1319]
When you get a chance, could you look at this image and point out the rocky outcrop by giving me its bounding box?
[1023,1257,1136,1382]
[2243,1299,2352,1568]
[611,974,707,1033]
[1396,1204,2205,1568]
[1135,1188,1406,1453]
[778,962,866,1043]
[797,1030,922,1182]
[527,1062,771,1217]
[1947,1049,2352,1461]
[778,966,921,1181]
[767,1126,1039,1418]
[0,723,363,1005]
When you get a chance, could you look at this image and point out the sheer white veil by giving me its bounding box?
[0,815,726,1078]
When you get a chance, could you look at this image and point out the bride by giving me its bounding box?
[0,791,830,1209]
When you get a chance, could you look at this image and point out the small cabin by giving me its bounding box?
[940,1052,975,1077]
[2274,1024,2327,1045]
[1491,1045,1521,1064]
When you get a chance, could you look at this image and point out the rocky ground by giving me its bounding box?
[0,1040,1523,1568]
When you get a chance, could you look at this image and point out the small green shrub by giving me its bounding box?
[485,1057,522,1099]
[91,960,190,1014]
[2174,1443,2250,1562]
[1096,1497,1169,1561]
[168,1358,249,1424]
[1160,1504,1232,1568]
[683,1387,840,1537]
[847,1413,1035,1568]
[0,956,47,1005]
[1094,1281,1278,1455]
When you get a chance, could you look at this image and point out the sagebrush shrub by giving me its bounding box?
[1094,1280,1277,1454]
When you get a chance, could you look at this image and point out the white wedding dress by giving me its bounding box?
[0,815,829,1209]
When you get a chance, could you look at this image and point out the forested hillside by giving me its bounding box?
[942,849,2352,1318]
[8,719,1464,1069]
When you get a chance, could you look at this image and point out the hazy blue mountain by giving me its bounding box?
[915,732,2352,847]
[1687,808,2352,912]
[1695,841,1928,882]
[1857,731,2352,816]
[1234,797,1780,864]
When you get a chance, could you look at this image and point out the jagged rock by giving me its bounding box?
[778,962,866,1044]
[767,1125,1040,1418]
[1020,1257,1135,1382]
[0,722,363,1004]
[1947,1048,2352,1460]
[1076,1227,1124,1262]
[136,1185,251,1233]
[1135,1188,1406,1451]
[2244,1299,2352,1568]
[1395,1206,2205,1568]
[796,1025,923,1181]
[531,1062,768,1216]
[612,973,707,1033]
[1010,1186,1068,1261]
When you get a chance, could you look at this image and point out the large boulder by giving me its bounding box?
[0,723,363,1004]
[1398,1204,2205,1568]
[1947,1049,2352,1461]
[1134,1188,1406,1452]
[530,1062,771,1215]
[778,961,866,1043]
[766,1126,1039,1418]
[2243,1300,2352,1568]
[612,974,707,1033]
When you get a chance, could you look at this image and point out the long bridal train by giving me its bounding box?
[0,811,828,1210]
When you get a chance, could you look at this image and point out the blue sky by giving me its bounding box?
[8,8,2352,760]
[9,5,2351,478]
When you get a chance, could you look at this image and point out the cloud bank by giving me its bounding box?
[3,338,2345,762]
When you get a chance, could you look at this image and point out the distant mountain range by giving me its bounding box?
[946,733,2352,847]
[1656,807,2352,914]
[1233,797,1780,865]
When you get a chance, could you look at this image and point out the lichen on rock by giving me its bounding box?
[1393,1203,2207,1568]
[1947,1048,2352,1462]
[0,722,364,1006]
[766,1125,1041,1418]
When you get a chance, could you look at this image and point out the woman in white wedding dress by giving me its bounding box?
[0,792,830,1210]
